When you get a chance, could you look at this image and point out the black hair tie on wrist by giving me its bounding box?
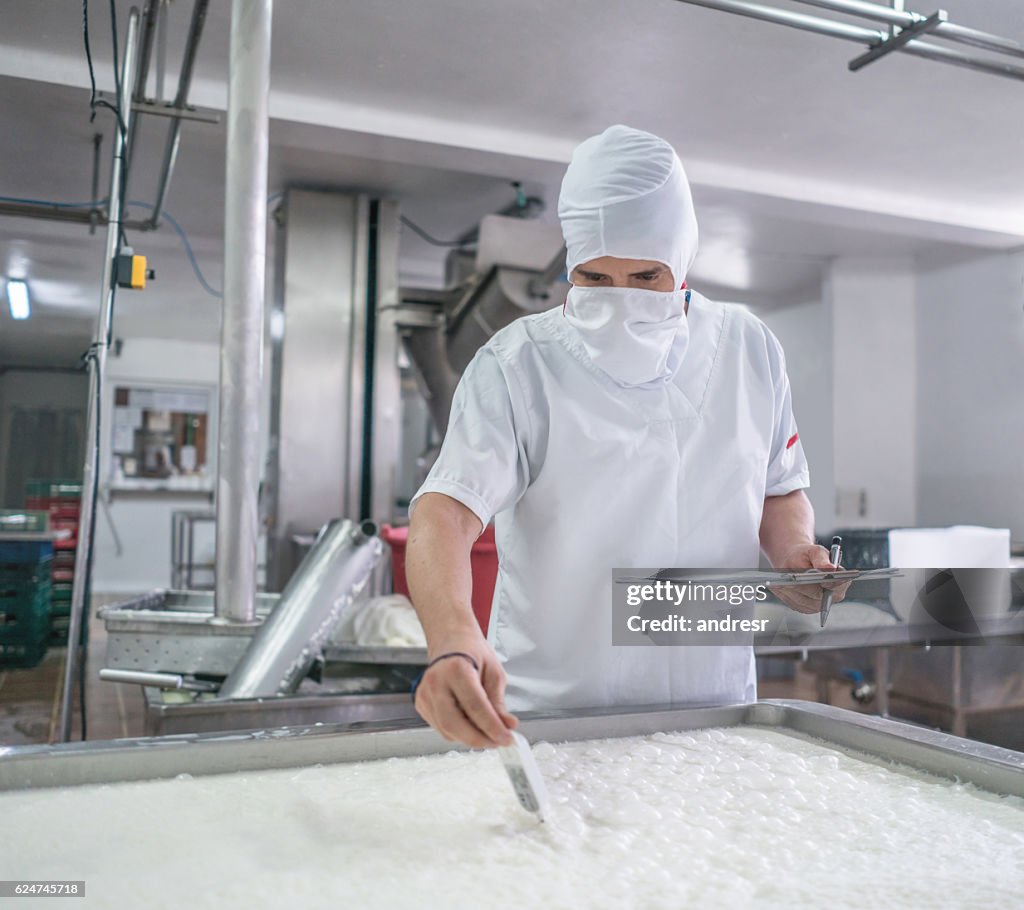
[410,651,481,701]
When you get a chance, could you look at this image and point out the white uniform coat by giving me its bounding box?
[411,290,809,712]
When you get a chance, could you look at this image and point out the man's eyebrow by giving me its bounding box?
[575,268,607,277]
[629,266,665,276]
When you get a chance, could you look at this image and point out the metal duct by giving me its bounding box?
[397,307,460,437]
[217,519,383,699]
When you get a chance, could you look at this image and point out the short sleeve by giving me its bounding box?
[764,328,811,497]
[409,346,529,527]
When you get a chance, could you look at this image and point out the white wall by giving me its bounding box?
[915,249,1024,540]
[92,338,223,593]
[762,257,919,536]
[760,298,835,535]
[827,258,917,529]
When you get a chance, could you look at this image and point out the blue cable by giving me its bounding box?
[0,193,223,300]
[125,200,223,299]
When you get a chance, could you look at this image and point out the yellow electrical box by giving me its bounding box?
[131,254,147,289]
[116,253,149,289]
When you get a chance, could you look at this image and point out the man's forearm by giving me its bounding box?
[406,492,484,650]
[759,489,817,567]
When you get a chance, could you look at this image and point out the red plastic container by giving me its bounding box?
[25,498,81,522]
[380,524,498,634]
[50,518,79,551]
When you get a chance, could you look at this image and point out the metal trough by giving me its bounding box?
[1,701,1021,798]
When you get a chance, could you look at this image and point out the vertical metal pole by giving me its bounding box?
[155,0,168,102]
[214,0,273,623]
[59,8,142,743]
[88,133,103,236]
[889,0,904,39]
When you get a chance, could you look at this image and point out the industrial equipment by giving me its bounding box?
[397,214,569,478]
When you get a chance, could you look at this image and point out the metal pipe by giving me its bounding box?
[849,9,945,72]
[124,0,158,174]
[99,668,218,692]
[59,7,142,744]
[0,201,148,231]
[89,133,103,236]
[218,520,382,699]
[132,0,160,101]
[214,0,273,624]
[790,0,1024,61]
[888,0,904,41]
[156,0,168,102]
[677,0,881,43]
[898,35,1024,81]
[675,0,1024,82]
[146,0,210,229]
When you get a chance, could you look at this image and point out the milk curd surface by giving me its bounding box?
[2,726,1022,910]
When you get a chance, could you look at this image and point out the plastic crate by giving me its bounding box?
[0,638,48,668]
[48,621,70,646]
[24,480,82,500]
[0,558,52,588]
[0,574,52,602]
[0,539,54,566]
[51,518,79,551]
[53,551,77,570]
[52,582,73,602]
[0,589,51,669]
[0,510,49,534]
[24,498,80,521]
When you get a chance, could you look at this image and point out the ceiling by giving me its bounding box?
[1,0,1022,368]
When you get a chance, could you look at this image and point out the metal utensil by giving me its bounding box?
[819,536,844,628]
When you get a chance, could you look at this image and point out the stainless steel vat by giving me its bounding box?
[1,701,1021,798]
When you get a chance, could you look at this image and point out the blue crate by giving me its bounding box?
[0,588,50,669]
[0,539,54,567]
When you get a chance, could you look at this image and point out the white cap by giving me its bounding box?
[557,125,699,288]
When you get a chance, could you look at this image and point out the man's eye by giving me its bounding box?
[639,274,658,281]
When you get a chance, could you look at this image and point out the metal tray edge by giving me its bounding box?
[0,699,1021,797]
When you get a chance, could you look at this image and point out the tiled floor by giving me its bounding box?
[0,595,146,746]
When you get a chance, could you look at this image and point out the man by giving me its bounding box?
[406,125,841,749]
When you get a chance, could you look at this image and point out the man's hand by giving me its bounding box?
[414,630,517,749]
[769,543,851,615]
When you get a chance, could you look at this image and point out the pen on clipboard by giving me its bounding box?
[819,536,843,629]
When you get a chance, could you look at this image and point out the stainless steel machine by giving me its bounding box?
[98,519,427,735]
[396,214,569,482]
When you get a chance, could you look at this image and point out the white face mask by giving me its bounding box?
[564,285,690,388]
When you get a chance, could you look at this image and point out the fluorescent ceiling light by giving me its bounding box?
[7,279,30,320]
